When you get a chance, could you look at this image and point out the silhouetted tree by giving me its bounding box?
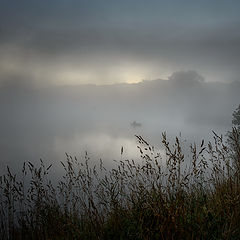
[227,104,240,171]
[232,105,240,129]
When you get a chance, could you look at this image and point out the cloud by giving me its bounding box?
[1,8,240,85]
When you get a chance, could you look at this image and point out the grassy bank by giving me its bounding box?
[0,130,240,240]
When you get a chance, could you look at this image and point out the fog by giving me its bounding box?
[0,70,239,175]
[1,1,240,175]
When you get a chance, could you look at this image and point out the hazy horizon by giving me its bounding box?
[1,70,239,174]
[0,0,240,174]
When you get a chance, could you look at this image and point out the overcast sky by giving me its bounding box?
[1,0,240,85]
[0,1,240,174]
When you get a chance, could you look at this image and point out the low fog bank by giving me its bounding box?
[0,71,239,174]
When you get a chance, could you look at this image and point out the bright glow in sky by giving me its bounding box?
[0,0,240,85]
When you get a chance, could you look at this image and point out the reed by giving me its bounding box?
[0,129,240,239]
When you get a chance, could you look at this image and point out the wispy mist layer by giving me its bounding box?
[0,71,239,174]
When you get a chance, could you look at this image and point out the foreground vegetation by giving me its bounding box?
[0,128,240,239]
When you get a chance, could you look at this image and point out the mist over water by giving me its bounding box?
[0,0,240,178]
[0,71,239,175]
[1,3,240,239]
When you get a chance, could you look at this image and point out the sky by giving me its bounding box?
[0,1,240,174]
[1,0,240,85]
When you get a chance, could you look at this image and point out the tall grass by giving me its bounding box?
[0,129,240,239]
